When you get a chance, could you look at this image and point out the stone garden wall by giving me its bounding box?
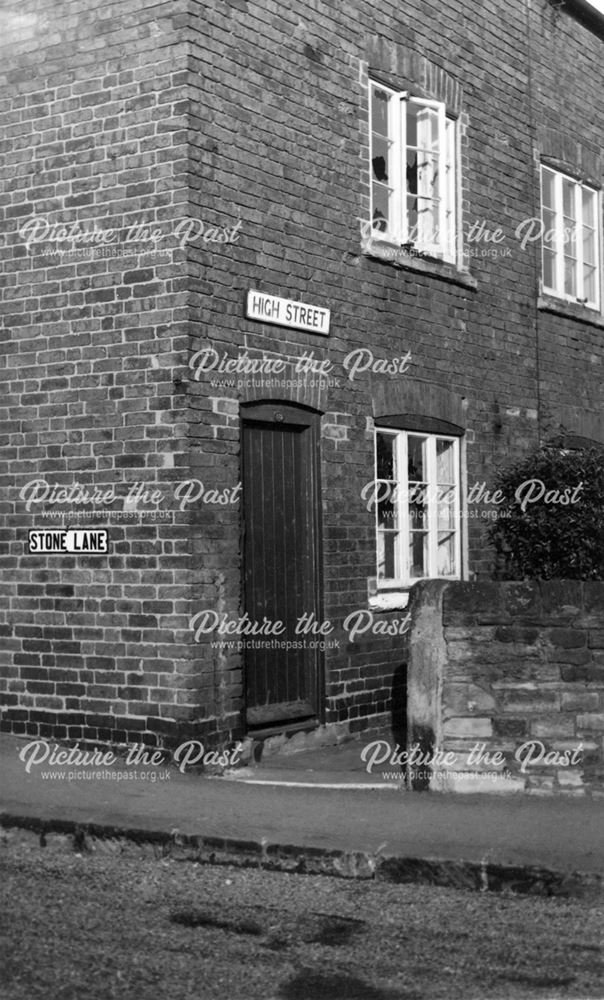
[407,581,604,796]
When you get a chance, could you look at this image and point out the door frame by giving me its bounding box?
[240,401,325,731]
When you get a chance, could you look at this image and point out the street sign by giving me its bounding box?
[27,528,108,554]
[246,289,330,335]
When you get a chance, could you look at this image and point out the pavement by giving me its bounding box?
[1,733,604,896]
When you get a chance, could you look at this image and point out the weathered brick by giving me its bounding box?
[500,688,560,713]
[494,626,539,645]
[545,629,586,649]
[529,717,576,739]
[561,691,600,712]
[492,718,528,739]
[443,717,493,738]
[577,714,604,730]
[561,664,604,683]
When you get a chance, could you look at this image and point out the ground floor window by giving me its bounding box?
[374,428,461,587]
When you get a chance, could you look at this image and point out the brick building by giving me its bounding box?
[1,0,603,753]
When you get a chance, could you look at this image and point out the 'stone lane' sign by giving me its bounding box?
[28,528,109,554]
[246,289,330,335]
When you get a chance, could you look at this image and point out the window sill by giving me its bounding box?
[538,295,604,329]
[369,592,410,612]
[361,237,477,291]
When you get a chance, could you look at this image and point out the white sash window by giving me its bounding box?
[541,165,601,310]
[373,429,461,587]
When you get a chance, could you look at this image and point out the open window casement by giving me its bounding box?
[369,83,400,238]
[369,81,457,263]
[403,97,446,255]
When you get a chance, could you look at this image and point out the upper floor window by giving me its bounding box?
[541,165,601,310]
[373,428,461,587]
[369,80,457,263]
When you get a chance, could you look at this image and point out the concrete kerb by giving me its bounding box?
[2,812,602,900]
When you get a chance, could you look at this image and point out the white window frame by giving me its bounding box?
[540,165,601,311]
[373,429,462,589]
[369,79,458,264]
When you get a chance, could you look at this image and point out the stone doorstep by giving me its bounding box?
[2,817,603,900]
[429,771,526,795]
[254,721,366,760]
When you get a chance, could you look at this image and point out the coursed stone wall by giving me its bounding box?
[407,581,604,795]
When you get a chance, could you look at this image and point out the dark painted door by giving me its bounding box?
[241,404,322,728]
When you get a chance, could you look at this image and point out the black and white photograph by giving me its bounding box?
[1,0,604,997]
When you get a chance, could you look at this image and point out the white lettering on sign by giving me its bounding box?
[28,529,108,554]
[246,290,330,335]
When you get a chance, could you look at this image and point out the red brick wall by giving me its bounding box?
[1,0,603,748]
[0,0,198,747]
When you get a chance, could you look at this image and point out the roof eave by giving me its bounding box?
[564,0,604,37]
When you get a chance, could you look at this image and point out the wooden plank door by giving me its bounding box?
[241,404,322,729]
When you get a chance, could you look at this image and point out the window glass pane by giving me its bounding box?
[378,488,398,530]
[371,134,391,183]
[574,183,599,305]
[420,153,440,200]
[413,195,439,247]
[371,87,390,136]
[443,118,456,257]
[542,207,556,257]
[437,487,456,530]
[445,118,455,166]
[562,179,576,221]
[408,104,439,152]
[542,168,555,209]
[376,432,396,479]
[406,103,417,148]
[409,532,428,578]
[437,532,456,576]
[407,436,426,481]
[563,224,577,257]
[542,247,555,289]
[372,183,391,234]
[406,148,418,197]
[436,438,454,482]
[564,256,576,297]
[583,224,596,266]
[407,199,418,242]
[583,264,597,304]
[408,485,427,529]
[378,531,398,580]
[582,188,596,229]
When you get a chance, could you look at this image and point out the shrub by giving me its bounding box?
[487,441,604,580]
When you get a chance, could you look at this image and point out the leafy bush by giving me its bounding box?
[487,441,604,580]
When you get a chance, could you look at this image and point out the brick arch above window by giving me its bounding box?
[365,38,462,114]
[537,126,602,188]
[372,380,468,433]
[376,414,464,436]
[549,407,604,449]
[562,434,604,451]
